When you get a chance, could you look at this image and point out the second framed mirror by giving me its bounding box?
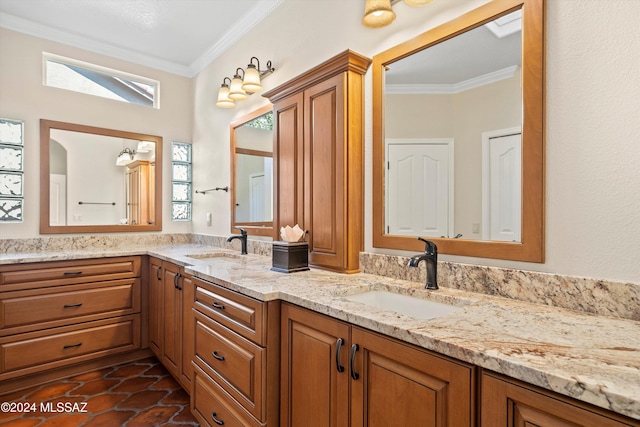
[230,104,274,236]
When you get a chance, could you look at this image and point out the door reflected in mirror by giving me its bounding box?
[41,120,162,234]
[230,105,274,237]
[372,0,544,262]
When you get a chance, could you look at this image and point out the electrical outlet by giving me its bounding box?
[206,212,212,226]
[73,214,82,222]
[472,223,480,234]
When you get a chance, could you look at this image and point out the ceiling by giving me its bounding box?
[0,0,284,77]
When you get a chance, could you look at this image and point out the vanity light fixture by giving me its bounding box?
[215,57,275,109]
[115,147,135,166]
[363,0,435,28]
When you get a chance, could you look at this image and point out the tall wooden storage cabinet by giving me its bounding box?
[264,50,371,273]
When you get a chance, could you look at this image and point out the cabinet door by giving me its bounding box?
[273,92,305,237]
[148,257,163,357]
[350,327,474,427]
[304,74,346,271]
[281,303,350,427]
[180,273,194,389]
[481,372,638,427]
[162,261,182,378]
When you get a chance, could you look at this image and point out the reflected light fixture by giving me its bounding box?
[216,58,275,109]
[363,0,435,28]
[216,77,234,108]
[115,147,136,166]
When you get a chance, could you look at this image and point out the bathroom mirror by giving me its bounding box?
[230,105,274,237]
[372,0,544,261]
[40,119,162,233]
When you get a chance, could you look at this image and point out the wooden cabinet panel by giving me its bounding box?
[0,279,139,333]
[350,326,474,427]
[194,310,264,420]
[181,273,195,389]
[481,372,640,427]
[162,261,182,378]
[148,257,163,358]
[273,92,305,231]
[1,315,140,375]
[192,364,263,427]
[280,303,350,427]
[194,277,265,345]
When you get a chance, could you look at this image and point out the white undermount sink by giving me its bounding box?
[186,252,243,261]
[343,291,459,320]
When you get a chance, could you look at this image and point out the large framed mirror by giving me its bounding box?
[40,119,162,233]
[230,104,274,237]
[372,0,544,262]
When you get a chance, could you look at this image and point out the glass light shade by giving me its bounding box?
[136,140,155,153]
[216,85,234,108]
[403,0,434,6]
[228,75,248,101]
[115,151,134,166]
[242,65,262,93]
[362,0,396,28]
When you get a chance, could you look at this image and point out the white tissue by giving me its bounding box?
[280,224,306,242]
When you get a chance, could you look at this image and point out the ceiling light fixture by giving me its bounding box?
[216,58,275,109]
[363,0,435,28]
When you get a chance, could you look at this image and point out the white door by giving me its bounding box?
[249,173,265,222]
[49,173,67,225]
[386,139,454,237]
[482,129,521,242]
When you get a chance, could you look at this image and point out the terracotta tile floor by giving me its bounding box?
[0,357,199,426]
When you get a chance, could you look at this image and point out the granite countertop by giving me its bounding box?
[2,245,639,420]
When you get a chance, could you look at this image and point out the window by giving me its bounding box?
[43,53,159,108]
[0,118,24,222]
[172,142,192,221]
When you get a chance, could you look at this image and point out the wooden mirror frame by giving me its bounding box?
[230,104,274,237]
[40,119,163,234]
[372,0,545,262]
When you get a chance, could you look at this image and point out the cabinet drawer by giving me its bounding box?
[194,278,265,345]
[192,364,262,427]
[0,257,141,291]
[0,315,140,375]
[194,310,265,420]
[0,279,140,333]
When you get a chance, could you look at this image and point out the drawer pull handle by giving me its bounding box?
[211,412,225,425]
[336,338,345,373]
[63,271,83,276]
[63,303,83,308]
[211,301,225,310]
[212,351,225,361]
[63,342,83,349]
[350,344,360,380]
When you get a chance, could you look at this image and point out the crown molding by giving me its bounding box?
[386,65,518,94]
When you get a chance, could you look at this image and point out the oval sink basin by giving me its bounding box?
[186,253,243,261]
[343,291,459,320]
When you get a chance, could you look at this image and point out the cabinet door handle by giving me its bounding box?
[156,267,162,281]
[174,272,182,290]
[211,301,225,310]
[63,342,83,349]
[350,344,360,380]
[336,338,345,373]
[212,351,225,361]
[63,271,82,276]
[211,412,225,425]
[63,303,83,308]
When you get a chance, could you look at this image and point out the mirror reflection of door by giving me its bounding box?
[482,128,521,242]
[386,139,454,238]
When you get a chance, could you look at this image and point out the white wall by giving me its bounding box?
[0,28,193,237]
[192,0,640,284]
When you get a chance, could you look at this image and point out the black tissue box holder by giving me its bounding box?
[271,241,310,273]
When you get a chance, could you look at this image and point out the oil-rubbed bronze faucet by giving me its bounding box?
[226,227,248,255]
[407,237,438,290]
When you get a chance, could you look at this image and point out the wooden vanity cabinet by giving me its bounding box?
[191,277,280,427]
[147,257,194,390]
[280,302,475,427]
[481,371,640,427]
[264,50,371,274]
[127,160,154,226]
[0,256,147,394]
